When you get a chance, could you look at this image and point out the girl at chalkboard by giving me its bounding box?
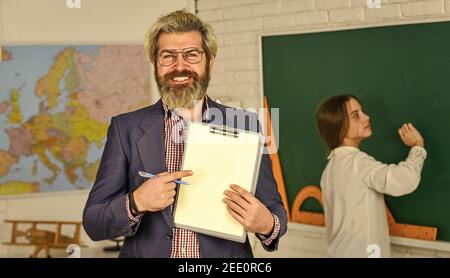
[315,95,427,258]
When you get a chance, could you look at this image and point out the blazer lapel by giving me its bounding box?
[136,100,174,229]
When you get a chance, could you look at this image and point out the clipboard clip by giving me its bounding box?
[209,126,239,138]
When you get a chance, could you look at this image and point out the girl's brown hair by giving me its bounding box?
[315,94,360,152]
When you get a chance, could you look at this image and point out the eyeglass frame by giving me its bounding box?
[156,47,205,67]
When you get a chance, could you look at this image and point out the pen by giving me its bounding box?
[138,171,189,185]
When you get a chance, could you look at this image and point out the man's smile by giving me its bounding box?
[171,76,192,84]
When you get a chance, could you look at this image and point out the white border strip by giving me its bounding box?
[289,222,450,253]
[0,189,90,200]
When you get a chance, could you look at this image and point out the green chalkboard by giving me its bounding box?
[262,21,450,241]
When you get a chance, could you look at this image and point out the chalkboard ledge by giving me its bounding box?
[252,222,450,257]
[391,236,450,253]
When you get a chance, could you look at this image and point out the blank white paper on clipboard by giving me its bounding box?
[173,122,264,243]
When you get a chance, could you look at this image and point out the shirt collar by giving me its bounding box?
[327,146,360,160]
[162,95,211,122]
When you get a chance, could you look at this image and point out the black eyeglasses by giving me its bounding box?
[157,47,204,66]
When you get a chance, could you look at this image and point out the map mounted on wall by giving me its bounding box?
[0,46,151,195]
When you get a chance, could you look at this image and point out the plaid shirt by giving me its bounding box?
[126,98,281,257]
[163,104,200,258]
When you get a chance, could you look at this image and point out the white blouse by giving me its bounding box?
[320,146,427,258]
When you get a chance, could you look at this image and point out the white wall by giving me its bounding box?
[0,0,192,258]
[0,0,194,44]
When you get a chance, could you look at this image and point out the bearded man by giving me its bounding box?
[83,10,287,258]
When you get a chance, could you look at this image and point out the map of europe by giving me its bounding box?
[0,46,151,195]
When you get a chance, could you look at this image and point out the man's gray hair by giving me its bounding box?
[144,9,218,64]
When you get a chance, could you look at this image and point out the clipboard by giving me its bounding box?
[173,122,264,243]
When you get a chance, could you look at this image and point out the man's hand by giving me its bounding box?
[223,184,274,235]
[133,170,193,212]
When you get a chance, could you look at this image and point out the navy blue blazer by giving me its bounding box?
[83,97,287,257]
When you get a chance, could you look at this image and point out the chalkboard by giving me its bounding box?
[262,21,450,241]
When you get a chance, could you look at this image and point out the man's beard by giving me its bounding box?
[155,63,210,110]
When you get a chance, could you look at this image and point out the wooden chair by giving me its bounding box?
[3,219,87,257]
